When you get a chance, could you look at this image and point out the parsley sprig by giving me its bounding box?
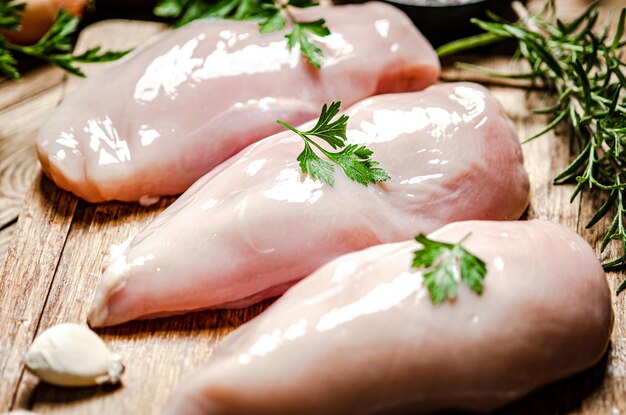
[154,0,330,67]
[0,3,130,80]
[437,1,626,291]
[412,233,487,305]
[276,101,390,186]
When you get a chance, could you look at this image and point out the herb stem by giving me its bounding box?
[278,117,348,157]
[276,119,302,136]
[512,1,537,32]
[436,32,503,58]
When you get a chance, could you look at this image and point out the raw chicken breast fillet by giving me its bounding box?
[37,2,440,203]
[163,220,613,415]
[88,82,530,327]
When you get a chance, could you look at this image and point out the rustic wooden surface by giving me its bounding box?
[0,0,625,413]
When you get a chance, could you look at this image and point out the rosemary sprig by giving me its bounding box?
[0,3,130,80]
[154,0,330,67]
[437,1,626,292]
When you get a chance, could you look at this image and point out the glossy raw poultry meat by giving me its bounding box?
[87,82,531,327]
[36,2,440,203]
[163,220,613,415]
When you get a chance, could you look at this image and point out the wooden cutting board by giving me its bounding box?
[0,12,625,415]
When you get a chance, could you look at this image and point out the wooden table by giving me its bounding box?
[0,0,624,413]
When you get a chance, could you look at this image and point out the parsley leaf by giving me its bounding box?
[259,9,285,33]
[285,19,329,68]
[0,7,130,80]
[303,101,349,149]
[277,101,390,187]
[412,233,487,305]
[154,0,330,67]
[296,141,335,185]
[330,145,390,186]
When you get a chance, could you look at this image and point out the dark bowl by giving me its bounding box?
[337,0,520,47]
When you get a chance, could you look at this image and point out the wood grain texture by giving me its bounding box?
[0,84,64,228]
[0,222,16,267]
[0,174,77,410]
[15,198,272,414]
[0,67,65,113]
[1,1,625,413]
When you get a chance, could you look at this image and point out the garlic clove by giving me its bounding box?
[23,323,124,387]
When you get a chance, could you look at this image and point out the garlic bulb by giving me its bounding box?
[23,323,124,387]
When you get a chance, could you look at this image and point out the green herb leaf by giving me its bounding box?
[72,47,131,63]
[0,0,25,31]
[304,101,349,149]
[0,37,19,79]
[436,1,626,290]
[259,10,285,33]
[287,0,318,8]
[413,233,487,305]
[285,19,329,68]
[153,0,187,18]
[0,0,20,80]
[0,8,130,79]
[277,101,390,187]
[285,19,330,68]
[296,141,335,186]
[328,144,391,186]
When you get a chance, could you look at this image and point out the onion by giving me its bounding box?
[2,0,88,45]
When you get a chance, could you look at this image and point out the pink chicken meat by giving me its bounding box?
[163,220,613,415]
[36,2,440,203]
[88,82,530,327]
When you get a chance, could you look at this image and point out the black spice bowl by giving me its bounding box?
[336,0,521,47]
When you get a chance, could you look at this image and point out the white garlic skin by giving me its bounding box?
[0,411,41,415]
[23,323,124,387]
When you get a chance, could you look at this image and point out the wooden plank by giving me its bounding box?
[0,222,16,266]
[0,146,40,230]
[2,1,626,412]
[0,174,77,411]
[0,66,65,113]
[0,82,64,142]
[16,197,271,413]
[0,86,64,229]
